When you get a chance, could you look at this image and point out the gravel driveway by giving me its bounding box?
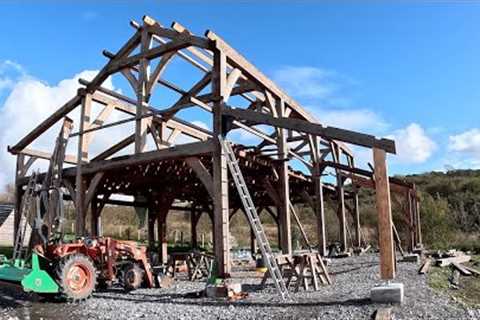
[1,254,478,319]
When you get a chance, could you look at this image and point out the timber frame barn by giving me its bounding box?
[9,16,422,280]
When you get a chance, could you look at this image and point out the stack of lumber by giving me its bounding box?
[418,250,480,282]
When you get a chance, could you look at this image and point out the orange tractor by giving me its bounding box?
[34,237,155,300]
[0,118,156,301]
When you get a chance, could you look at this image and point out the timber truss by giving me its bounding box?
[9,15,422,279]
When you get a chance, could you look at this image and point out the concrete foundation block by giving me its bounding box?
[205,285,228,298]
[205,282,243,298]
[371,283,404,304]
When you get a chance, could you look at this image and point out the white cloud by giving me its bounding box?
[0,68,120,189]
[0,60,26,92]
[273,66,337,100]
[307,106,389,133]
[387,123,436,164]
[448,128,480,158]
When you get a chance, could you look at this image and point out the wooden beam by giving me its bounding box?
[185,157,214,199]
[373,148,395,280]
[69,140,215,176]
[9,94,82,153]
[222,107,396,153]
[12,148,77,165]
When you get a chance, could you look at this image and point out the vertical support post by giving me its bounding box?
[414,189,422,248]
[90,197,99,237]
[147,205,156,250]
[332,144,347,252]
[75,92,91,237]
[373,148,395,280]
[135,27,151,154]
[313,161,326,256]
[157,209,168,264]
[277,100,292,255]
[191,206,198,249]
[406,191,415,252]
[13,155,25,244]
[337,179,347,252]
[354,191,361,248]
[212,47,230,277]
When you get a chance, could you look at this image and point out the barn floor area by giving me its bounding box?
[0,254,478,320]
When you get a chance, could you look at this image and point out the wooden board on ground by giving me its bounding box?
[437,255,471,267]
[418,259,431,274]
[451,262,472,276]
[463,266,480,277]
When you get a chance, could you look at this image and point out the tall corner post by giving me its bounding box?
[75,92,91,237]
[276,100,292,255]
[212,46,230,277]
[373,148,395,280]
[313,161,326,256]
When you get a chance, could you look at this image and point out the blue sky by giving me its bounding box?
[0,1,479,186]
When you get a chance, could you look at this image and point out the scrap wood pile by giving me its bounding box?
[418,249,480,287]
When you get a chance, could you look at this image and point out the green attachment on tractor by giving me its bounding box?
[0,252,59,294]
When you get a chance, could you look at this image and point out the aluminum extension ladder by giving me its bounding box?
[219,136,290,301]
[12,172,38,261]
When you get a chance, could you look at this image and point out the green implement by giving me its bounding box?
[0,253,59,293]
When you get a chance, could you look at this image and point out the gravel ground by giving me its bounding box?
[1,254,479,320]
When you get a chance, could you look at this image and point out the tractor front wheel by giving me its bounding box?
[121,262,144,291]
[56,253,97,301]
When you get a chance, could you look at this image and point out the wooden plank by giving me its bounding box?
[373,148,395,280]
[437,255,471,267]
[222,107,396,153]
[418,259,431,274]
[452,262,472,276]
[14,148,77,165]
[463,265,480,277]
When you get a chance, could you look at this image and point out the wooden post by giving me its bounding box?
[313,161,326,256]
[191,207,198,249]
[277,100,292,255]
[90,197,99,237]
[147,205,156,249]
[415,191,422,248]
[135,28,151,154]
[354,192,361,248]
[212,47,230,277]
[406,191,415,252]
[75,92,91,237]
[373,148,395,280]
[157,210,168,264]
[337,181,347,252]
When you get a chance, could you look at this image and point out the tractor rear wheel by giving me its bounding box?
[121,262,144,291]
[56,253,97,301]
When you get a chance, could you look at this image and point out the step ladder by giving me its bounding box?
[219,136,290,301]
[12,172,38,261]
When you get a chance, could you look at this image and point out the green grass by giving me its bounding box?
[427,256,480,308]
